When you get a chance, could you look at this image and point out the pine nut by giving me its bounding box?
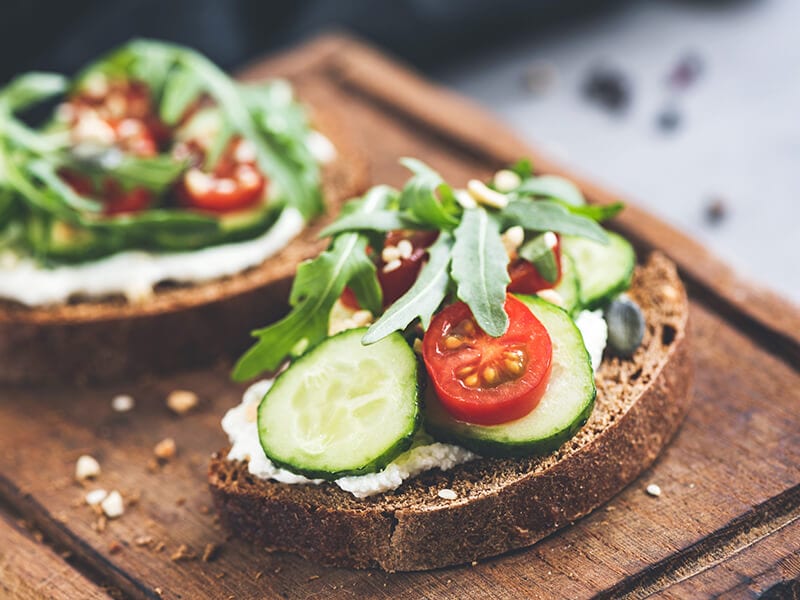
[501,226,525,255]
[381,245,401,263]
[493,169,522,192]
[383,259,402,273]
[396,239,413,260]
[467,179,509,209]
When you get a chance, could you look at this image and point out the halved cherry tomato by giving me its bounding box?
[341,230,438,310]
[507,236,562,294]
[176,138,266,213]
[422,294,552,425]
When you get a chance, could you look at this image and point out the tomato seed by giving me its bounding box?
[504,358,524,375]
[483,367,498,385]
[456,365,475,378]
[444,336,464,350]
[464,374,479,388]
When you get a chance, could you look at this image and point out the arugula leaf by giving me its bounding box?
[233,188,385,380]
[159,65,205,126]
[0,72,67,112]
[319,210,420,238]
[510,158,533,179]
[398,157,460,229]
[560,200,624,222]
[363,233,453,343]
[518,233,558,284]
[82,209,219,235]
[517,174,585,206]
[26,159,102,213]
[451,207,510,336]
[501,200,608,244]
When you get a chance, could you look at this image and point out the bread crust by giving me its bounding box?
[0,106,369,384]
[208,252,692,571]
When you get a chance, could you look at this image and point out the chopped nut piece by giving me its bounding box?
[493,169,521,193]
[396,239,413,260]
[383,259,402,273]
[153,438,177,461]
[437,488,458,500]
[171,544,196,562]
[167,389,199,415]
[101,490,124,519]
[467,179,509,209]
[646,483,662,497]
[202,543,220,562]
[134,535,154,547]
[454,189,477,209]
[381,244,401,264]
[85,489,108,506]
[111,394,135,412]
[501,226,525,256]
[75,455,101,481]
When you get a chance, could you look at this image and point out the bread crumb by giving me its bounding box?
[167,390,199,414]
[108,540,123,555]
[111,394,135,412]
[176,496,186,506]
[94,515,107,533]
[134,535,153,547]
[75,455,101,481]
[85,489,108,506]
[437,488,458,500]
[146,458,161,473]
[646,483,662,497]
[308,575,320,581]
[154,541,165,553]
[153,438,177,461]
[202,543,219,562]
[254,571,263,581]
[170,544,196,562]
[101,490,124,518]
[471,560,478,567]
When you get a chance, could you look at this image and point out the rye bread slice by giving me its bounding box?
[0,106,369,384]
[208,251,692,572]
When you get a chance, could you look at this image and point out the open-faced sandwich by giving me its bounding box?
[0,39,367,383]
[209,159,692,571]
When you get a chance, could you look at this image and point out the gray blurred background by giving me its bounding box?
[3,0,797,301]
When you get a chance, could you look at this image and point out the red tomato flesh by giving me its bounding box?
[177,139,266,213]
[341,230,438,310]
[507,236,562,294]
[422,294,552,426]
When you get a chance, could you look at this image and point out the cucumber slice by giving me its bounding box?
[561,232,635,309]
[257,328,420,479]
[424,296,595,457]
[550,253,581,315]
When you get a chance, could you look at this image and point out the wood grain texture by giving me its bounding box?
[0,513,110,599]
[0,33,798,598]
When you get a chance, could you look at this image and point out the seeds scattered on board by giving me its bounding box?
[167,389,199,415]
[101,490,125,518]
[85,489,108,506]
[646,483,662,497]
[75,455,101,481]
[438,488,458,500]
[111,394,135,412]
[154,438,177,461]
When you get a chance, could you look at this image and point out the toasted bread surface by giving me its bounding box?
[208,252,692,571]
[0,107,369,384]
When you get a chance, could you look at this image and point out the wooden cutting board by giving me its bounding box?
[1,34,798,600]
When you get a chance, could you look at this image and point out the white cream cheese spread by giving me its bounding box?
[222,309,608,499]
[222,379,477,498]
[0,208,304,306]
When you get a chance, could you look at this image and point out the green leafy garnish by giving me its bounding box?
[234,158,626,380]
[363,233,454,343]
[232,187,387,381]
[518,233,559,284]
[451,207,510,336]
[516,174,586,206]
[0,39,323,264]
